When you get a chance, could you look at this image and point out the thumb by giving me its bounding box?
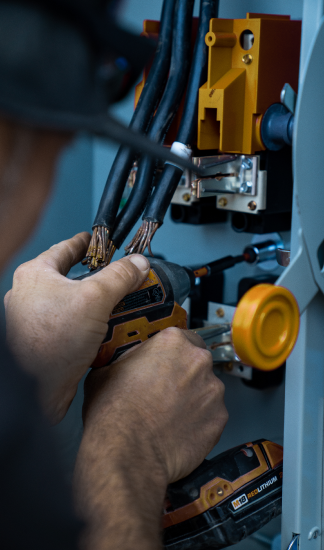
[35,232,91,276]
[4,289,11,309]
[87,255,150,312]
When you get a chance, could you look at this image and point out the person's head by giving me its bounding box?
[0,0,153,270]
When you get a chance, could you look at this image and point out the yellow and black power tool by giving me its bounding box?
[76,253,298,548]
[77,244,299,372]
[91,258,191,367]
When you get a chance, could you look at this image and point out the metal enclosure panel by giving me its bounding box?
[294,18,324,295]
[281,1,324,549]
[299,0,324,83]
[282,295,324,550]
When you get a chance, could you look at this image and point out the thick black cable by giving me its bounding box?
[93,0,176,230]
[111,0,195,249]
[144,0,219,225]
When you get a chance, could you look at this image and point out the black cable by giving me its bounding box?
[93,0,176,230]
[111,0,195,249]
[144,0,219,225]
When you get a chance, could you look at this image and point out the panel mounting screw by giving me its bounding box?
[247,201,257,211]
[182,193,191,202]
[218,197,228,207]
[217,487,224,496]
[216,308,225,317]
[242,54,253,64]
[191,181,197,197]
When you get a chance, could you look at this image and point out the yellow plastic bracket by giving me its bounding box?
[198,14,301,154]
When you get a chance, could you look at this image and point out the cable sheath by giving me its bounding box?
[111,0,195,249]
[144,0,219,224]
[93,0,176,230]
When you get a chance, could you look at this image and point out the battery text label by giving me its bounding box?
[231,475,279,512]
[231,494,248,511]
[247,476,278,500]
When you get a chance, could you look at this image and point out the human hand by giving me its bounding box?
[81,327,228,484]
[75,328,227,549]
[4,232,150,424]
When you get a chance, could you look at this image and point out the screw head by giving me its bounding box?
[247,200,257,211]
[216,308,225,317]
[239,181,252,194]
[242,54,253,64]
[218,197,228,207]
[241,157,253,170]
[217,487,224,496]
[182,193,191,202]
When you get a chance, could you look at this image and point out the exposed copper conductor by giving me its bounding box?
[85,225,112,269]
[125,220,160,256]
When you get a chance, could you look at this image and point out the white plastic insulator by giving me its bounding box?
[165,141,192,169]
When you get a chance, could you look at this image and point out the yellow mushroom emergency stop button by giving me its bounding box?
[232,284,299,371]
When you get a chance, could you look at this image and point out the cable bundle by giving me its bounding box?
[86,0,219,268]
[86,0,176,268]
[111,0,195,253]
[126,0,219,256]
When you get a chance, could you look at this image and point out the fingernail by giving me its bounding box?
[129,254,150,272]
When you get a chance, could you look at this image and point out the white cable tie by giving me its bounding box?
[165,141,192,170]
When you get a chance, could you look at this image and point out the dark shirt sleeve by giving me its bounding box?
[0,335,82,549]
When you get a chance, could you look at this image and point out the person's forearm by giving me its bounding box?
[74,424,167,550]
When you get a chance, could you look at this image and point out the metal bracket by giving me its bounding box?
[194,323,253,380]
[195,302,253,380]
[276,229,318,314]
[281,83,297,115]
[215,170,266,214]
[194,155,258,198]
[172,154,267,214]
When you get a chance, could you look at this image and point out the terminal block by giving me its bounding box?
[171,148,294,233]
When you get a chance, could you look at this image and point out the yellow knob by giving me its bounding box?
[232,284,299,371]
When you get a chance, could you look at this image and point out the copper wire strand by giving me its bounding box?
[86,226,97,258]
[125,225,145,255]
[127,222,147,255]
[101,227,105,262]
[147,222,160,256]
[130,224,145,251]
[87,219,159,267]
[102,226,108,263]
[137,221,150,253]
[85,225,111,270]
[125,220,160,256]
[106,242,116,264]
[97,228,103,260]
[143,221,157,255]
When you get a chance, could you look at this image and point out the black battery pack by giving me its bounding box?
[163,440,283,549]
